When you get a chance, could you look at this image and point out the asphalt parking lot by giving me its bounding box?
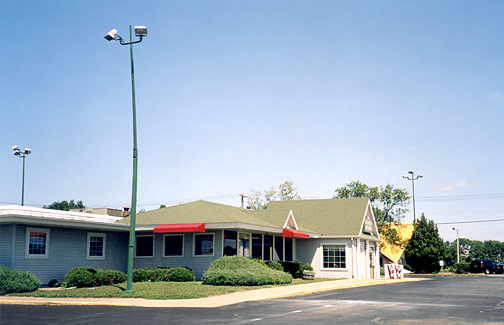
[0,275,502,324]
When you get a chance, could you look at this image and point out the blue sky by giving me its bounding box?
[2,1,504,242]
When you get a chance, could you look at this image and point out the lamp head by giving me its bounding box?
[408,170,414,174]
[24,148,31,155]
[417,173,423,178]
[402,175,409,179]
[104,29,118,41]
[134,26,147,37]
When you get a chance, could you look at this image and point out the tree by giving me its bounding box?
[334,181,409,246]
[247,181,301,209]
[159,204,167,209]
[43,200,85,211]
[405,214,446,273]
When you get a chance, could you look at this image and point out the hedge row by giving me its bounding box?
[202,256,293,286]
[66,268,126,288]
[256,260,313,278]
[65,267,195,288]
[133,267,195,282]
[0,265,40,295]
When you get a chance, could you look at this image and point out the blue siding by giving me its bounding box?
[134,230,223,280]
[0,224,13,266]
[11,225,128,284]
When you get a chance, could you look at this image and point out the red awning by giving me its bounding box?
[282,229,310,239]
[153,223,205,233]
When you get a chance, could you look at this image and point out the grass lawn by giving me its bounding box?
[10,278,340,300]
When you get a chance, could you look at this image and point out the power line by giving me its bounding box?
[438,218,504,225]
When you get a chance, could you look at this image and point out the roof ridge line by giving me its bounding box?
[201,201,243,223]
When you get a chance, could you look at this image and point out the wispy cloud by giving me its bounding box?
[434,181,468,192]
[489,92,504,103]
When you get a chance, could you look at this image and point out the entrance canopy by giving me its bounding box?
[282,228,310,238]
[153,223,205,233]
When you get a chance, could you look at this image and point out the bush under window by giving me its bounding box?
[0,265,40,295]
[202,256,292,286]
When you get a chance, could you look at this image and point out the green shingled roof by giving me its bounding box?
[265,198,372,237]
[118,198,375,238]
[118,200,279,228]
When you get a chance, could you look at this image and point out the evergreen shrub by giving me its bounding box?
[65,267,97,288]
[202,256,292,286]
[266,261,284,272]
[167,267,195,282]
[280,261,313,278]
[0,265,40,295]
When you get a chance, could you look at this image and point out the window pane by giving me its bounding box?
[322,245,346,268]
[284,237,293,261]
[263,235,273,260]
[136,236,154,257]
[164,235,183,256]
[223,231,237,256]
[252,234,262,259]
[89,236,104,257]
[195,234,213,256]
[274,236,283,261]
[29,231,47,255]
[239,233,251,257]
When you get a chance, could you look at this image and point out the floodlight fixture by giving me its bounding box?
[134,26,147,37]
[11,145,32,206]
[104,29,118,41]
[408,170,414,174]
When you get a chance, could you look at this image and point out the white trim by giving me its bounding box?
[282,210,299,230]
[193,233,215,257]
[163,234,184,257]
[0,216,129,231]
[135,235,155,258]
[86,232,106,260]
[320,243,349,271]
[25,227,50,259]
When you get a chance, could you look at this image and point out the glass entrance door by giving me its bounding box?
[239,233,251,257]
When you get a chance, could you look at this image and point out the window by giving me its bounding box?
[87,233,106,260]
[135,235,154,257]
[164,234,184,257]
[323,245,346,269]
[25,227,49,258]
[223,230,237,256]
[194,234,214,256]
[274,236,283,261]
[238,233,251,257]
[263,235,273,261]
[252,233,262,259]
[284,237,293,261]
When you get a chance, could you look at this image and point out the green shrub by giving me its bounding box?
[452,262,470,274]
[94,270,126,286]
[65,267,97,288]
[280,261,313,278]
[266,261,284,272]
[253,258,268,267]
[0,265,40,295]
[168,267,195,282]
[133,269,152,282]
[149,268,170,282]
[202,256,292,286]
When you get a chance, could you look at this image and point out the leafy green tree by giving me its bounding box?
[405,214,446,273]
[159,204,167,209]
[334,181,410,246]
[43,200,85,211]
[247,181,301,209]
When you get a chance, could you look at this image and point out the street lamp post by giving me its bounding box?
[105,25,147,293]
[12,146,32,206]
[452,227,460,264]
[402,170,423,233]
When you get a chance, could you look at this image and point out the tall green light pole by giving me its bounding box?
[12,146,32,206]
[105,25,147,293]
[403,170,423,234]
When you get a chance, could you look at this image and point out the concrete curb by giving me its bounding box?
[0,278,429,308]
